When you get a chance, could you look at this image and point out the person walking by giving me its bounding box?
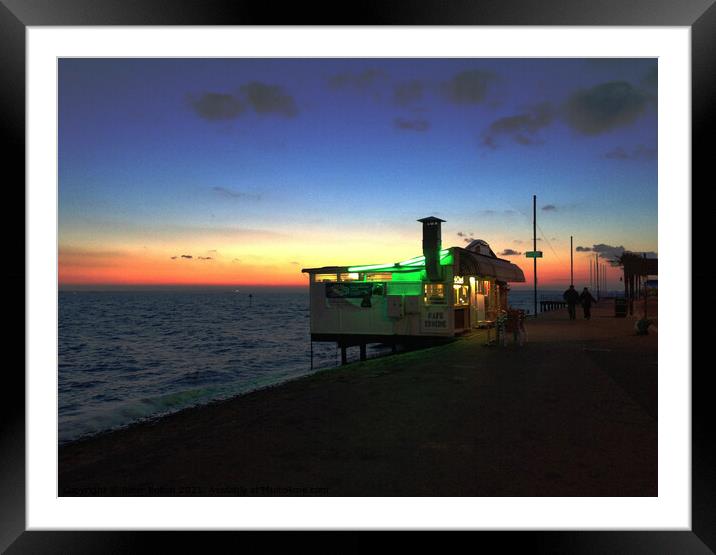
[580,287,597,320]
[563,284,580,320]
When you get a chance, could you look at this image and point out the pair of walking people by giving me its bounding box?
[563,285,597,320]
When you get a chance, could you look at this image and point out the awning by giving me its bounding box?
[455,248,526,282]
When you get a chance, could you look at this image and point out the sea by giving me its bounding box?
[58,287,613,444]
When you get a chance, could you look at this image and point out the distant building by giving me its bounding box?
[302,217,525,352]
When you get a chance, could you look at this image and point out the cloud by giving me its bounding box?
[394,117,430,132]
[240,82,298,117]
[592,244,624,257]
[542,204,557,212]
[394,80,424,106]
[197,256,213,260]
[446,70,497,105]
[513,240,523,244]
[188,92,245,121]
[181,254,193,259]
[328,69,386,90]
[604,145,657,161]
[499,249,522,256]
[482,102,556,148]
[581,244,657,265]
[565,81,650,135]
[211,186,262,200]
[290,261,301,265]
[189,82,298,121]
[170,256,178,259]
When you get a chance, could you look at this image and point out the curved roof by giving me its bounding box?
[454,247,526,282]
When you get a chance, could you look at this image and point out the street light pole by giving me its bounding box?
[570,235,573,286]
[533,195,537,318]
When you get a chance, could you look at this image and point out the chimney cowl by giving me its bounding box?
[418,216,445,282]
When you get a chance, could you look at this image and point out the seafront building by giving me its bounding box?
[302,217,525,361]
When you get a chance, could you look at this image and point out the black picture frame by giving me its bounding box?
[3,0,713,551]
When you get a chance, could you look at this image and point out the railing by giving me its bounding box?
[539,300,567,313]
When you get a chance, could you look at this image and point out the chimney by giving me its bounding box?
[418,216,446,281]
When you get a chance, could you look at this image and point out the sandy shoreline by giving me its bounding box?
[59,303,657,496]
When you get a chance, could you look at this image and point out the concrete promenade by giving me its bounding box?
[59,302,657,497]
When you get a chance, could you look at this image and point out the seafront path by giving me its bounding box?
[59,302,658,496]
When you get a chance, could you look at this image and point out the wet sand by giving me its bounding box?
[59,302,657,496]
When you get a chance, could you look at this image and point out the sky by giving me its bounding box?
[58,58,657,289]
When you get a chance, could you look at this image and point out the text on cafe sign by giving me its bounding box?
[423,309,448,329]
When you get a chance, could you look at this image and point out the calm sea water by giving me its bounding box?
[58,287,602,443]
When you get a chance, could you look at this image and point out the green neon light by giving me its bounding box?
[347,263,397,272]
[349,249,452,273]
[398,249,450,266]
[398,255,425,266]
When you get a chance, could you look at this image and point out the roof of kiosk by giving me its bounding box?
[302,246,525,283]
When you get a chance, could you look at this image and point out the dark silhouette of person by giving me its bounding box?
[563,285,580,320]
[580,287,597,320]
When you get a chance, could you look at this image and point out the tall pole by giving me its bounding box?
[533,195,537,318]
[570,235,574,286]
[643,252,648,319]
[595,253,600,299]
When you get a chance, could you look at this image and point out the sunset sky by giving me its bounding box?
[59,58,657,289]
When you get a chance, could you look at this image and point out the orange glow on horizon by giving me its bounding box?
[59,241,617,289]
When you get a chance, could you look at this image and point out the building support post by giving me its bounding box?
[359,343,367,361]
[340,343,347,365]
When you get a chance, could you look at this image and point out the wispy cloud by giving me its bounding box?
[189,81,298,121]
[394,117,430,132]
[328,69,386,91]
[604,145,657,161]
[445,69,497,105]
[211,186,262,201]
[393,80,424,106]
[240,82,298,117]
[482,102,556,148]
[542,204,557,212]
[499,249,522,256]
[565,81,650,135]
[188,92,244,121]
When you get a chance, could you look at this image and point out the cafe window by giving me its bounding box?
[474,279,491,295]
[366,272,393,282]
[424,283,445,304]
[453,284,469,306]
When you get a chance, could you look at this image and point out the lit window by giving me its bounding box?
[365,272,393,282]
[424,283,445,304]
[338,272,360,281]
[453,284,469,306]
[314,273,337,282]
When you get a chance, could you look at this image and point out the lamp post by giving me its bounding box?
[533,195,537,318]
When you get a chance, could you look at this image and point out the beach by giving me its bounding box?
[59,301,657,497]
